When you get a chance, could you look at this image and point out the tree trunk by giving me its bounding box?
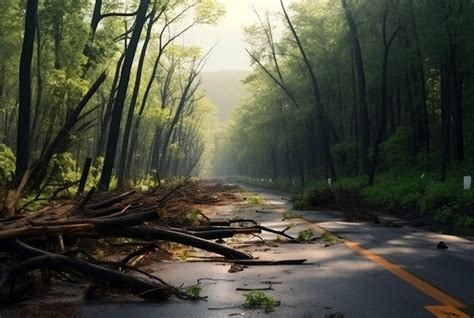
[95,54,125,159]
[98,0,150,191]
[16,0,38,179]
[341,0,370,174]
[117,10,157,188]
[450,48,464,162]
[281,0,336,182]
[368,4,400,186]
[440,62,451,182]
[409,0,430,153]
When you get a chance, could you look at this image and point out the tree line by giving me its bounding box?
[218,0,473,188]
[0,0,223,201]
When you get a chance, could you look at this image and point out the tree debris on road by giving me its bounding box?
[0,181,303,304]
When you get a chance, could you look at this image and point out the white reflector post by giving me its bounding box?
[463,176,471,190]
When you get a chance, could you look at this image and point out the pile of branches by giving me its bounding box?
[0,181,263,304]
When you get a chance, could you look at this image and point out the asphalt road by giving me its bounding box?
[79,184,474,317]
[3,184,473,317]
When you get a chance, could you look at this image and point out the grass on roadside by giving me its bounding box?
[292,168,474,229]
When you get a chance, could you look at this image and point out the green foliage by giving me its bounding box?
[292,176,366,210]
[243,291,279,313]
[0,144,15,182]
[88,157,104,188]
[49,152,80,185]
[379,127,415,170]
[196,0,225,24]
[186,284,202,299]
[296,167,474,229]
[320,232,341,245]
[245,192,265,205]
[331,142,358,159]
[297,229,314,241]
[186,210,204,226]
[456,216,474,228]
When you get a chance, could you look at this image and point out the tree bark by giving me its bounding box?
[117,10,157,188]
[368,3,400,186]
[98,0,150,191]
[1,240,171,301]
[16,0,38,179]
[341,0,370,174]
[280,0,336,182]
[95,53,125,158]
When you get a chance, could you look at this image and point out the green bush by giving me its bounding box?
[0,144,15,182]
[50,152,80,184]
[379,127,414,170]
[294,166,474,228]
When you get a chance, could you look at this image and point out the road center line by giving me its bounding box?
[301,218,469,315]
[263,195,470,316]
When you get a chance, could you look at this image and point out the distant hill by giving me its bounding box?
[200,70,249,121]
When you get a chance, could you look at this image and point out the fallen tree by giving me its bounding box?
[0,181,267,304]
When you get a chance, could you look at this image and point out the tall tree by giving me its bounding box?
[117,6,161,188]
[368,1,400,186]
[98,0,150,190]
[280,0,336,182]
[16,0,38,178]
[341,0,370,174]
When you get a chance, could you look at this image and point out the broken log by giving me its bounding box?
[175,226,261,239]
[187,224,295,240]
[227,259,307,265]
[109,226,252,259]
[0,240,172,302]
[0,224,95,240]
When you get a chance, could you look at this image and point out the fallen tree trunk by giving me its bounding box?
[111,226,253,259]
[187,224,295,240]
[173,227,261,239]
[0,240,172,302]
[225,259,308,265]
[0,223,95,240]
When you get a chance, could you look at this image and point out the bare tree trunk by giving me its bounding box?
[98,0,150,191]
[16,0,38,179]
[95,53,125,159]
[440,62,451,182]
[450,48,464,162]
[409,0,430,153]
[368,2,400,186]
[341,0,370,174]
[117,10,157,188]
[280,0,336,182]
[31,18,43,153]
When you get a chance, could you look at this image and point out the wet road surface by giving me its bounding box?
[2,184,473,317]
[81,184,474,317]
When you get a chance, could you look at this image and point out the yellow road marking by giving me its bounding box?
[264,198,471,316]
[425,306,470,318]
[344,240,465,308]
[301,218,470,316]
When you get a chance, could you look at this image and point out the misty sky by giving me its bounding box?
[183,0,295,72]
